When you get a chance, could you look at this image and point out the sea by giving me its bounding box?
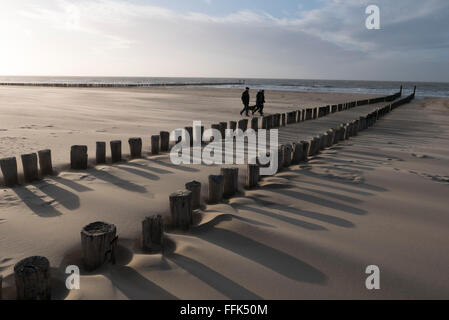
[0,76,447,98]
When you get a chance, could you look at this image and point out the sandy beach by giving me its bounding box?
[0,86,448,299]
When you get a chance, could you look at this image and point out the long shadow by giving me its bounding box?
[234,204,327,231]
[148,158,200,173]
[169,253,262,299]
[127,162,172,175]
[36,181,80,210]
[88,169,147,193]
[297,179,373,196]
[274,204,355,228]
[115,165,160,181]
[298,169,387,192]
[268,188,367,215]
[12,186,62,217]
[194,227,327,284]
[108,265,178,300]
[50,176,93,192]
[300,186,363,204]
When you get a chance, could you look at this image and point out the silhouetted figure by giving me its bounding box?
[253,90,265,115]
[240,87,250,116]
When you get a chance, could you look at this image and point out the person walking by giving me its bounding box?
[253,90,265,115]
[240,87,250,116]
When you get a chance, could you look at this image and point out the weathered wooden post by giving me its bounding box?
[277,145,285,172]
[38,150,53,176]
[14,256,51,300]
[81,221,117,271]
[326,130,335,147]
[71,145,88,169]
[185,126,193,146]
[283,144,292,167]
[21,153,39,183]
[142,215,163,252]
[185,180,201,209]
[221,167,238,198]
[281,113,286,126]
[291,142,302,164]
[229,121,237,131]
[219,122,227,138]
[0,157,19,187]
[160,131,170,152]
[246,164,259,188]
[169,190,193,230]
[208,175,224,204]
[96,142,106,164]
[251,117,258,131]
[301,141,309,161]
[238,119,248,131]
[109,140,122,163]
[319,134,327,150]
[128,137,142,159]
[151,135,160,155]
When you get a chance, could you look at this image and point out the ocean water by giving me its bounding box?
[0,76,447,98]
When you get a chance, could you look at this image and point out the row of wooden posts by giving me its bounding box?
[0,91,416,300]
[0,87,409,188]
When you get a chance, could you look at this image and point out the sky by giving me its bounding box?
[0,0,448,82]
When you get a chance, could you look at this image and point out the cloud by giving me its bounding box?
[1,0,448,81]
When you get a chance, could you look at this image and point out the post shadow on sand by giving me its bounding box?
[194,227,327,284]
[149,158,200,173]
[12,186,63,217]
[126,161,172,175]
[108,266,178,300]
[267,188,367,215]
[36,181,80,210]
[115,165,160,181]
[295,179,374,196]
[298,169,387,192]
[87,168,147,193]
[50,175,93,192]
[168,253,262,300]
[234,204,327,231]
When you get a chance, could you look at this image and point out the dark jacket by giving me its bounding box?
[241,91,250,105]
[256,91,265,107]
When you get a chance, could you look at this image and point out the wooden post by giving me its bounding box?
[246,164,259,188]
[128,137,142,159]
[96,142,106,164]
[151,135,160,155]
[14,256,51,300]
[71,145,88,169]
[208,175,224,204]
[291,142,302,164]
[185,126,193,146]
[251,117,258,131]
[283,144,292,167]
[221,167,238,198]
[281,113,286,126]
[219,122,227,138]
[185,180,201,209]
[277,145,285,172]
[81,221,117,271]
[110,140,122,163]
[160,131,170,152]
[229,121,237,131]
[0,157,19,187]
[21,153,39,183]
[169,190,193,230]
[300,141,309,161]
[38,150,53,176]
[142,215,164,252]
[326,130,335,147]
[238,119,248,131]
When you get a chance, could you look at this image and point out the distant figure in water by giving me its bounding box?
[240,87,250,116]
[253,90,265,115]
